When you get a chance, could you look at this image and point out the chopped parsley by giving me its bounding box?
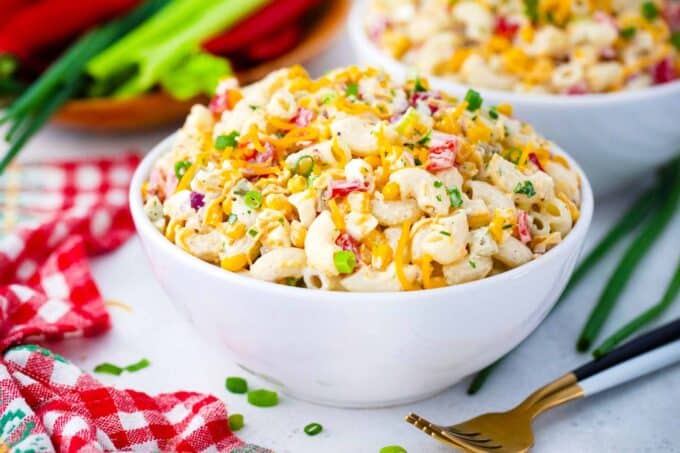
[464,89,483,111]
[524,0,539,22]
[345,82,359,98]
[215,130,239,150]
[641,1,658,20]
[447,187,463,208]
[414,76,427,93]
[620,26,636,40]
[672,32,680,51]
[513,180,536,197]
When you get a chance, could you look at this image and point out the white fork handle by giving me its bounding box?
[579,340,680,396]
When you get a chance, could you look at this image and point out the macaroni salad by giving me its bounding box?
[143,66,582,291]
[366,0,680,93]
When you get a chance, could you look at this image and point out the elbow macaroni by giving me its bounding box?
[144,66,582,291]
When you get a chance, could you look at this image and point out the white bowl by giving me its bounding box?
[348,0,680,195]
[130,133,594,408]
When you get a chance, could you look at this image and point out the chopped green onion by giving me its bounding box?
[229,414,244,431]
[228,213,238,224]
[94,363,123,376]
[464,89,483,111]
[447,187,463,207]
[414,158,422,166]
[671,32,680,51]
[215,131,239,150]
[125,358,150,372]
[247,389,279,407]
[502,224,513,230]
[488,107,499,119]
[513,180,536,197]
[94,358,150,376]
[303,422,323,436]
[321,92,336,104]
[380,446,407,453]
[174,160,191,179]
[244,190,263,209]
[248,229,258,237]
[226,376,248,394]
[249,104,259,110]
[641,1,658,20]
[620,26,636,39]
[439,230,451,236]
[345,82,359,98]
[469,260,477,269]
[333,251,356,274]
[294,155,315,176]
[433,180,443,188]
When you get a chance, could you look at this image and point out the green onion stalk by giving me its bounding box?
[466,160,676,394]
[577,158,680,352]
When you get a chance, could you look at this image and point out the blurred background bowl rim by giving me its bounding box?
[349,0,680,106]
[130,132,594,302]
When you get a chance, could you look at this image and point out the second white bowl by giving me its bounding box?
[348,0,680,195]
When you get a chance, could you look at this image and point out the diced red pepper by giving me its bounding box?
[494,16,520,39]
[293,107,315,127]
[566,82,588,95]
[327,180,370,199]
[246,143,274,165]
[335,232,361,262]
[651,57,677,84]
[208,89,241,115]
[528,153,545,171]
[410,91,442,114]
[427,139,458,172]
[517,210,532,244]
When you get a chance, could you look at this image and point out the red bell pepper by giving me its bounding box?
[327,180,370,199]
[204,0,322,55]
[245,23,302,62]
[0,0,139,63]
[0,0,36,29]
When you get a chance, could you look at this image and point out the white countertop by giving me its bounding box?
[8,25,680,453]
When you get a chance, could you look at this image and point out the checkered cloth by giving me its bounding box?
[0,155,267,452]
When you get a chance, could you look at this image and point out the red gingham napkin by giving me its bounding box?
[0,154,268,452]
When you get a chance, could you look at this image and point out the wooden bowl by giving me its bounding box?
[52,0,351,132]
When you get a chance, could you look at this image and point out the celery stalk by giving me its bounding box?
[88,0,269,99]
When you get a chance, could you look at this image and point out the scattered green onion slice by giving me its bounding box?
[447,187,463,208]
[244,190,263,209]
[333,251,356,274]
[226,376,248,394]
[641,1,658,20]
[414,76,427,93]
[513,180,536,197]
[247,389,279,407]
[417,130,431,146]
[488,107,499,119]
[433,180,443,188]
[174,160,191,179]
[248,228,258,237]
[439,230,451,236]
[464,89,483,111]
[524,0,539,22]
[294,155,315,176]
[94,358,150,376]
[125,358,150,372]
[94,363,123,376]
[215,130,239,150]
[345,82,359,98]
[303,422,323,436]
[469,260,477,269]
[229,414,244,431]
[380,446,407,453]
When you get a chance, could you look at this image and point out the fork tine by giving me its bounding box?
[406,414,504,450]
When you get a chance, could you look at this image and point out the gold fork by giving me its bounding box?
[406,318,680,452]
